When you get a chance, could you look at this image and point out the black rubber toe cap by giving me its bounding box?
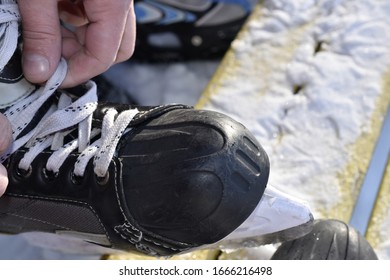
[117,109,269,249]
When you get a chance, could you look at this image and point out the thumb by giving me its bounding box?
[0,164,8,197]
[0,114,12,197]
[18,0,62,84]
[0,114,12,155]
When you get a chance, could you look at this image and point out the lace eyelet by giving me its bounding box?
[42,168,58,181]
[70,171,83,185]
[16,165,32,178]
[96,172,109,186]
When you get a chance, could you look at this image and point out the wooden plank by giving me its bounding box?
[197,0,390,259]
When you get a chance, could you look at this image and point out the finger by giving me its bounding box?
[0,164,8,197]
[0,114,12,155]
[115,4,136,63]
[0,114,12,196]
[18,0,62,84]
[61,25,83,59]
[61,0,132,87]
[58,0,88,27]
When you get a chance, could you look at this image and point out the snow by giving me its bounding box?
[198,0,390,259]
[104,61,219,106]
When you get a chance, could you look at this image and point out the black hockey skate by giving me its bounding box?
[133,0,256,61]
[0,1,268,256]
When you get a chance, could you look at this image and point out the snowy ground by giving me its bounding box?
[104,60,220,106]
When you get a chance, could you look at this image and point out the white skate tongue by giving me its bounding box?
[0,49,36,109]
[209,184,313,250]
[0,77,36,109]
[0,1,35,109]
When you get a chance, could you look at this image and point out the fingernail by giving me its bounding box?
[22,53,50,82]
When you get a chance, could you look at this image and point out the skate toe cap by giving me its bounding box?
[118,109,269,248]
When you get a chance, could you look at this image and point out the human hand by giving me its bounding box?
[18,0,136,88]
[0,114,12,197]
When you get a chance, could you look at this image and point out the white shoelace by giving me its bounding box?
[0,3,139,178]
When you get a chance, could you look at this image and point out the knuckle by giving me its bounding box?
[89,51,115,71]
[93,55,113,73]
[19,3,60,45]
[117,46,134,63]
[22,26,58,44]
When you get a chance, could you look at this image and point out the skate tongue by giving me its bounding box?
[0,48,36,110]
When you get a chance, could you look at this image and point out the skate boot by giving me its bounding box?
[92,75,136,105]
[271,219,378,260]
[0,1,312,257]
[133,0,257,61]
